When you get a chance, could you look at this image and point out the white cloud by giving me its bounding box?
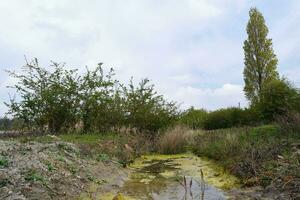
[170,83,247,110]
[0,0,299,116]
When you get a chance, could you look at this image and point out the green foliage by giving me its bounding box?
[46,162,55,172]
[122,78,178,133]
[86,174,96,182]
[0,117,11,130]
[203,107,257,130]
[60,133,116,144]
[6,59,80,133]
[243,8,279,105]
[24,169,45,182]
[257,79,300,121]
[97,153,110,163]
[178,107,208,129]
[0,156,9,168]
[192,125,284,180]
[79,64,121,132]
[6,59,178,134]
[57,155,65,162]
[0,117,24,130]
[192,125,300,191]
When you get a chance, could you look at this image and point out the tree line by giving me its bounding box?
[5,59,178,134]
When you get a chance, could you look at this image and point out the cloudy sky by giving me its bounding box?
[0,0,299,116]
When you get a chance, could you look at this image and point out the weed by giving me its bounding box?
[24,170,45,183]
[68,164,77,174]
[0,156,9,168]
[57,155,65,162]
[86,174,95,182]
[45,161,55,172]
[97,153,110,163]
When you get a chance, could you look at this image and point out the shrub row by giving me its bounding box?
[178,107,258,130]
[6,59,178,134]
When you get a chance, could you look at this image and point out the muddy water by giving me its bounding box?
[106,154,240,200]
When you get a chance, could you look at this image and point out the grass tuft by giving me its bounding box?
[157,126,194,154]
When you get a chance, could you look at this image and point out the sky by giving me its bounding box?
[0,0,300,116]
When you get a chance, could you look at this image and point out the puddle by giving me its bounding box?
[109,154,240,200]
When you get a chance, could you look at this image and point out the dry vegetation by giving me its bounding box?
[156,126,194,154]
[156,123,300,199]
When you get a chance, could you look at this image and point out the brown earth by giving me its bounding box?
[0,140,129,200]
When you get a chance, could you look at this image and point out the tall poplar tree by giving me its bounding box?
[243,8,279,106]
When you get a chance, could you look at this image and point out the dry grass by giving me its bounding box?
[157,126,195,154]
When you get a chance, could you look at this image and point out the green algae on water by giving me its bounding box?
[129,153,240,190]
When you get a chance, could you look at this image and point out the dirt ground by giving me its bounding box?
[0,139,129,200]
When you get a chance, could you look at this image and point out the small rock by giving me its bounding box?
[295,149,300,156]
[277,155,284,159]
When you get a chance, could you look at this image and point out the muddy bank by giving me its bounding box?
[0,139,129,200]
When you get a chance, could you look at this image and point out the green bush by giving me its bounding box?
[178,107,208,129]
[257,79,300,121]
[123,78,178,133]
[203,107,257,130]
[6,59,178,134]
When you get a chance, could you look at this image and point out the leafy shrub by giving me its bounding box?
[203,107,257,130]
[178,107,208,129]
[6,59,81,133]
[257,79,300,121]
[79,64,121,132]
[6,59,178,134]
[123,78,178,133]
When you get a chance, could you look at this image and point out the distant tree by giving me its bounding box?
[178,107,208,129]
[258,79,300,121]
[0,117,11,130]
[203,107,257,130]
[243,8,279,106]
